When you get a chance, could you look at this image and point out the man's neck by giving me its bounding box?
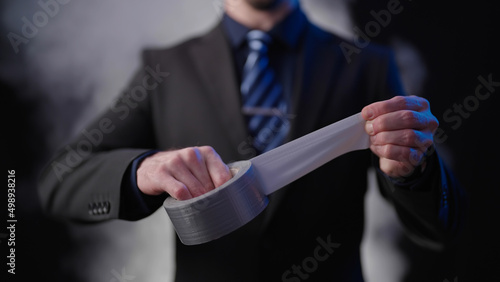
[224,0,296,31]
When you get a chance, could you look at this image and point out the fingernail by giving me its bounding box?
[365,123,374,135]
[364,109,374,120]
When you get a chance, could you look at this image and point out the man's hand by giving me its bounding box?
[136,146,232,200]
[361,96,439,179]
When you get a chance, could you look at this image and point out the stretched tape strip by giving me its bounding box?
[164,113,370,245]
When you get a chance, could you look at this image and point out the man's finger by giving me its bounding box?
[370,144,426,166]
[365,110,438,135]
[369,129,433,149]
[379,158,416,178]
[163,176,194,200]
[362,96,429,121]
[180,147,216,193]
[170,159,209,198]
[200,146,232,188]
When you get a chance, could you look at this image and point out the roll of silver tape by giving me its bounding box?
[164,161,268,245]
[164,113,370,245]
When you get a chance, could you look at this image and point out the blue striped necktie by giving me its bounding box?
[241,30,290,153]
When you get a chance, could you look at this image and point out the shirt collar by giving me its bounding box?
[222,5,307,50]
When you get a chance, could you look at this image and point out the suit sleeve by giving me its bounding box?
[372,49,466,250]
[37,52,165,222]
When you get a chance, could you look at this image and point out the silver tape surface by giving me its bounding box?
[164,113,370,245]
[164,161,268,245]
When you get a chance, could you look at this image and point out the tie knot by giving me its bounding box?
[247,30,271,53]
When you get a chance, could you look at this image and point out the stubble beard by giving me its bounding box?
[244,0,284,10]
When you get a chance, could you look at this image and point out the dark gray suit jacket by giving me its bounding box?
[38,15,463,281]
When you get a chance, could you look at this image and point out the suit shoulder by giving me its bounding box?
[337,34,395,61]
[140,23,221,63]
[307,22,341,45]
[309,22,395,64]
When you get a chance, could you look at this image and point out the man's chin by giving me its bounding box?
[246,0,283,10]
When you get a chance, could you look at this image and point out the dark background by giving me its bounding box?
[2,0,499,281]
[356,1,499,281]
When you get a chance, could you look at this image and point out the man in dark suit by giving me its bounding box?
[38,0,464,281]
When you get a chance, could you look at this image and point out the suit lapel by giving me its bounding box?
[290,25,340,139]
[188,21,337,159]
[189,23,248,161]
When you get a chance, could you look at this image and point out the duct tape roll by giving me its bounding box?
[164,112,370,245]
[164,161,268,245]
